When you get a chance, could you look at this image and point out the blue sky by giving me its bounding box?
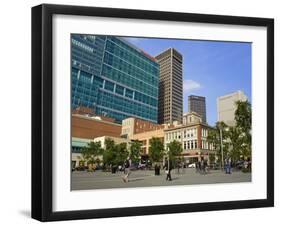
[124,37,252,126]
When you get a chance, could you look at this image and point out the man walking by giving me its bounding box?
[122,157,131,183]
[164,158,172,181]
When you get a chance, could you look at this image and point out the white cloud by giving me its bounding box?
[183,79,202,92]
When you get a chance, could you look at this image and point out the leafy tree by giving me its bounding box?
[235,100,252,133]
[166,140,182,160]
[227,126,244,162]
[102,138,129,169]
[235,100,252,160]
[102,138,116,168]
[149,137,164,164]
[166,140,183,168]
[81,141,103,167]
[130,140,142,164]
[115,142,129,166]
[207,121,229,166]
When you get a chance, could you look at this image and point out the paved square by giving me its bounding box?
[71,168,251,190]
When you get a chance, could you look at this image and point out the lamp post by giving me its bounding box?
[219,126,224,170]
[167,146,170,171]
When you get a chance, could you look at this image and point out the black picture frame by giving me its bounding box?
[32,4,274,222]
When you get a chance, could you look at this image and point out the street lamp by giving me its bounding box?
[219,127,224,170]
[166,146,170,171]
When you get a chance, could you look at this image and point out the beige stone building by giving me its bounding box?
[164,113,214,163]
[130,129,165,156]
[217,90,247,126]
[93,136,131,149]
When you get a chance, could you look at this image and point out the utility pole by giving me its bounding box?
[219,127,224,170]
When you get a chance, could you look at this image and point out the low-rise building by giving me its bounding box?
[164,113,214,164]
[130,129,165,156]
[121,117,164,139]
[72,107,122,139]
[93,136,131,149]
[122,117,175,157]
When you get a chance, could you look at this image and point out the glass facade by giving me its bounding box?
[71,34,159,123]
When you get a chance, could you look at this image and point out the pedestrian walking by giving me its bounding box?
[195,161,199,173]
[164,158,172,181]
[203,160,209,174]
[177,163,180,174]
[200,159,205,174]
[226,158,232,174]
[122,157,131,182]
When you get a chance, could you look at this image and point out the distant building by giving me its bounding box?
[72,107,122,139]
[121,117,175,157]
[155,48,183,124]
[131,129,165,156]
[217,90,247,126]
[183,112,202,125]
[188,95,207,123]
[71,34,159,123]
[93,136,131,149]
[121,117,164,139]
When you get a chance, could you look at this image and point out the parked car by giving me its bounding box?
[138,163,146,170]
[235,160,245,170]
[188,163,196,168]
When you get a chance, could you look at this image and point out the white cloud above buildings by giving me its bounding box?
[183,79,202,92]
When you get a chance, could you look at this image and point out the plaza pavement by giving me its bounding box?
[71,168,251,190]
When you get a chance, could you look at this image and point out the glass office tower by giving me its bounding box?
[71,35,159,123]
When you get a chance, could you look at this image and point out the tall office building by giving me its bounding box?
[71,35,159,123]
[188,95,207,123]
[155,48,183,124]
[217,90,247,126]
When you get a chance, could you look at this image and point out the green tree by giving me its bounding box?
[166,140,182,159]
[102,138,129,169]
[81,141,103,168]
[235,100,252,160]
[102,138,116,168]
[207,121,229,166]
[227,126,244,162]
[166,140,183,168]
[130,140,142,164]
[235,100,252,133]
[115,142,129,165]
[149,137,164,164]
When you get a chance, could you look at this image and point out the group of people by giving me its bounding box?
[195,159,209,174]
[121,157,174,183]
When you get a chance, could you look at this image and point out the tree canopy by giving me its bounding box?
[81,141,103,165]
[166,140,182,160]
[129,140,142,164]
[148,137,164,163]
[102,138,129,167]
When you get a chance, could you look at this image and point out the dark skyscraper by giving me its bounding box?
[155,48,183,124]
[188,95,207,123]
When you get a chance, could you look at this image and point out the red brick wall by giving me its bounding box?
[72,115,121,139]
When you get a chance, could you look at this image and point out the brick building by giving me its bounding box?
[72,107,122,139]
[121,117,164,139]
